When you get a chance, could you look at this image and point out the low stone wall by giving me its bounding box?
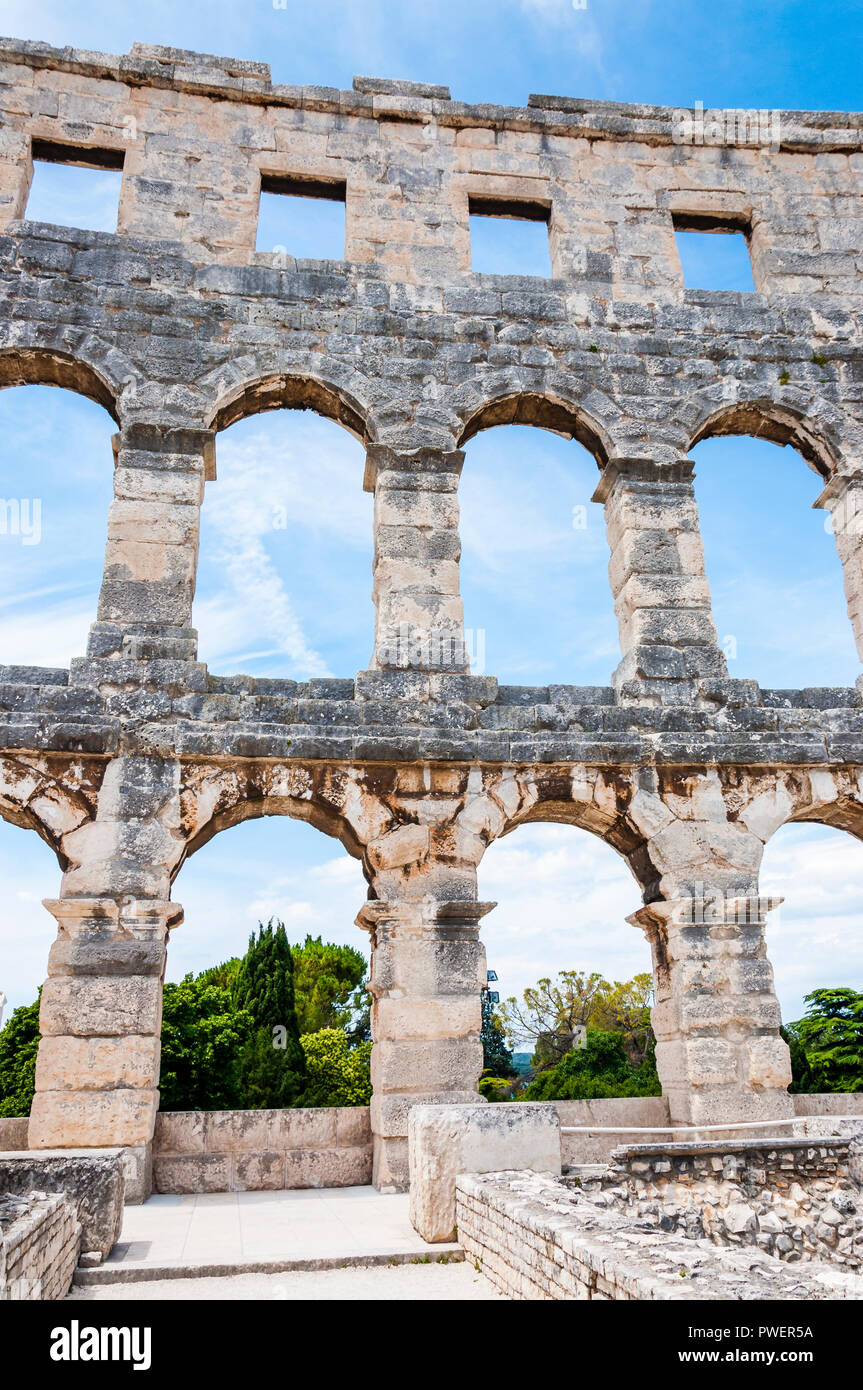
[153,1108,373,1193]
[591,1135,863,1267]
[0,1190,81,1300]
[0,1118,28,1151]
[553,1098,671,1164]
[0,1151,124,1259]
[456,1170,863,1300]
[554,1095,863,1164]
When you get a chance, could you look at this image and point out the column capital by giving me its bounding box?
[114,423,216,479]
[363,443,465,492]
[356,899,496,934]
[628,894,782,932]
[592,455,695,505]
[43,897,184,938]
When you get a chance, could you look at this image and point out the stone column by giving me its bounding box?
[28,754,184,1199]
[595,456,727,700]
[357,898,493,1191]
[0,129,30,229]
[814,471,863,673]
[29,897,181,1200]
[629,892,793,1126]
[87,424,212,662]
[366,444,468,672]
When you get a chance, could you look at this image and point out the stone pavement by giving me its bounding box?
[70,1262,502,1301]
[73,1186,462,1286]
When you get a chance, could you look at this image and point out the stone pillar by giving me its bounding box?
[629,892,793,1126]
[595,456,727,700]
[29,897,181,1201]
[0,129,30,229]
[357,899,493,1191]
[366,444,468,672]
[87,424,212,662]
[814,471,863,673]
[28,754,184,1199]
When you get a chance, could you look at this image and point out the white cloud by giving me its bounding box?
[194,418,370,678]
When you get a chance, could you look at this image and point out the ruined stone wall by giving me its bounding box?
[588,1135,863,1267]
[0,36,861,1190]
[152,1107,372,1193]
[456,1169,861,1300]
[0,1190,80,1299]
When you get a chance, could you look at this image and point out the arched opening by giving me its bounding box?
[0,817,63,1119]
[456,403,617,684]
[761,817,861,1100]
[193,404,372,679]
[0,368,116,668]
[476,821,657,1102]
[689,420,856,687]
[762,819,863,1028]
[161,813,371,1116]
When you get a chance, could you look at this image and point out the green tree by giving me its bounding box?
[499,970,608,1070]
[300,1028,372,1107]
[481,989,514,1078]
[291,935,370,1041]
[520,1028,661,1101]
[591,973,654,1066]
[0,994,40,1118]
[232,919,307,1108]
[159,975,254,1111]
[786,987,863,1093]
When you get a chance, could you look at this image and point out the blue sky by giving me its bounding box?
[2,0,863,1030]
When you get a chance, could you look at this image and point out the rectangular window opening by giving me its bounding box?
[256,174,347,260]
[468,194,552,278]
[672,213,755,293]
[25,140,124,234]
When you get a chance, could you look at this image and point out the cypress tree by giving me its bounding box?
[232,919,307,1108]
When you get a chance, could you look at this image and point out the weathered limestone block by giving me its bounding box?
[359,897,491,1190]
[630,893,794,1125]
[368,445,468,672]
[598,459,727,696]
[408,1102,561,1242]
[0,1150,124,1258]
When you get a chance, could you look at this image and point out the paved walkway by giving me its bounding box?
[70,1261,503,1300]
[75,1186,463,1287]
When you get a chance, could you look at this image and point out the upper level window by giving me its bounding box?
[673,212,755,292]
[256,174,346,260]
[469,195,552,277]
[25,140,123,234]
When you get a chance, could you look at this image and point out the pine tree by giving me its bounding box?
[481,988,514,1079]
[232,919,307,1108]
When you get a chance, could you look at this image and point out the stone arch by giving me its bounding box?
[454,385,615,469]
[0,754,98,868]
[732,768,863,847]
[204,359,374,443]
[0,343,130,422]
[467,766,653,897]
[682,387,851,478]
[175,762,397,884]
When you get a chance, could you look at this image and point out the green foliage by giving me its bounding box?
[232,920,307,1109]
[500,969,655,1072]
[0,994,40,1118]
[290,935,370,1041]
[786,988,863,1093]
[519,1029,662,1101]
[159,975,254,1111]
[478,1070,517,1102]
[481,990,514,1078]
[300,1028,372,1107]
